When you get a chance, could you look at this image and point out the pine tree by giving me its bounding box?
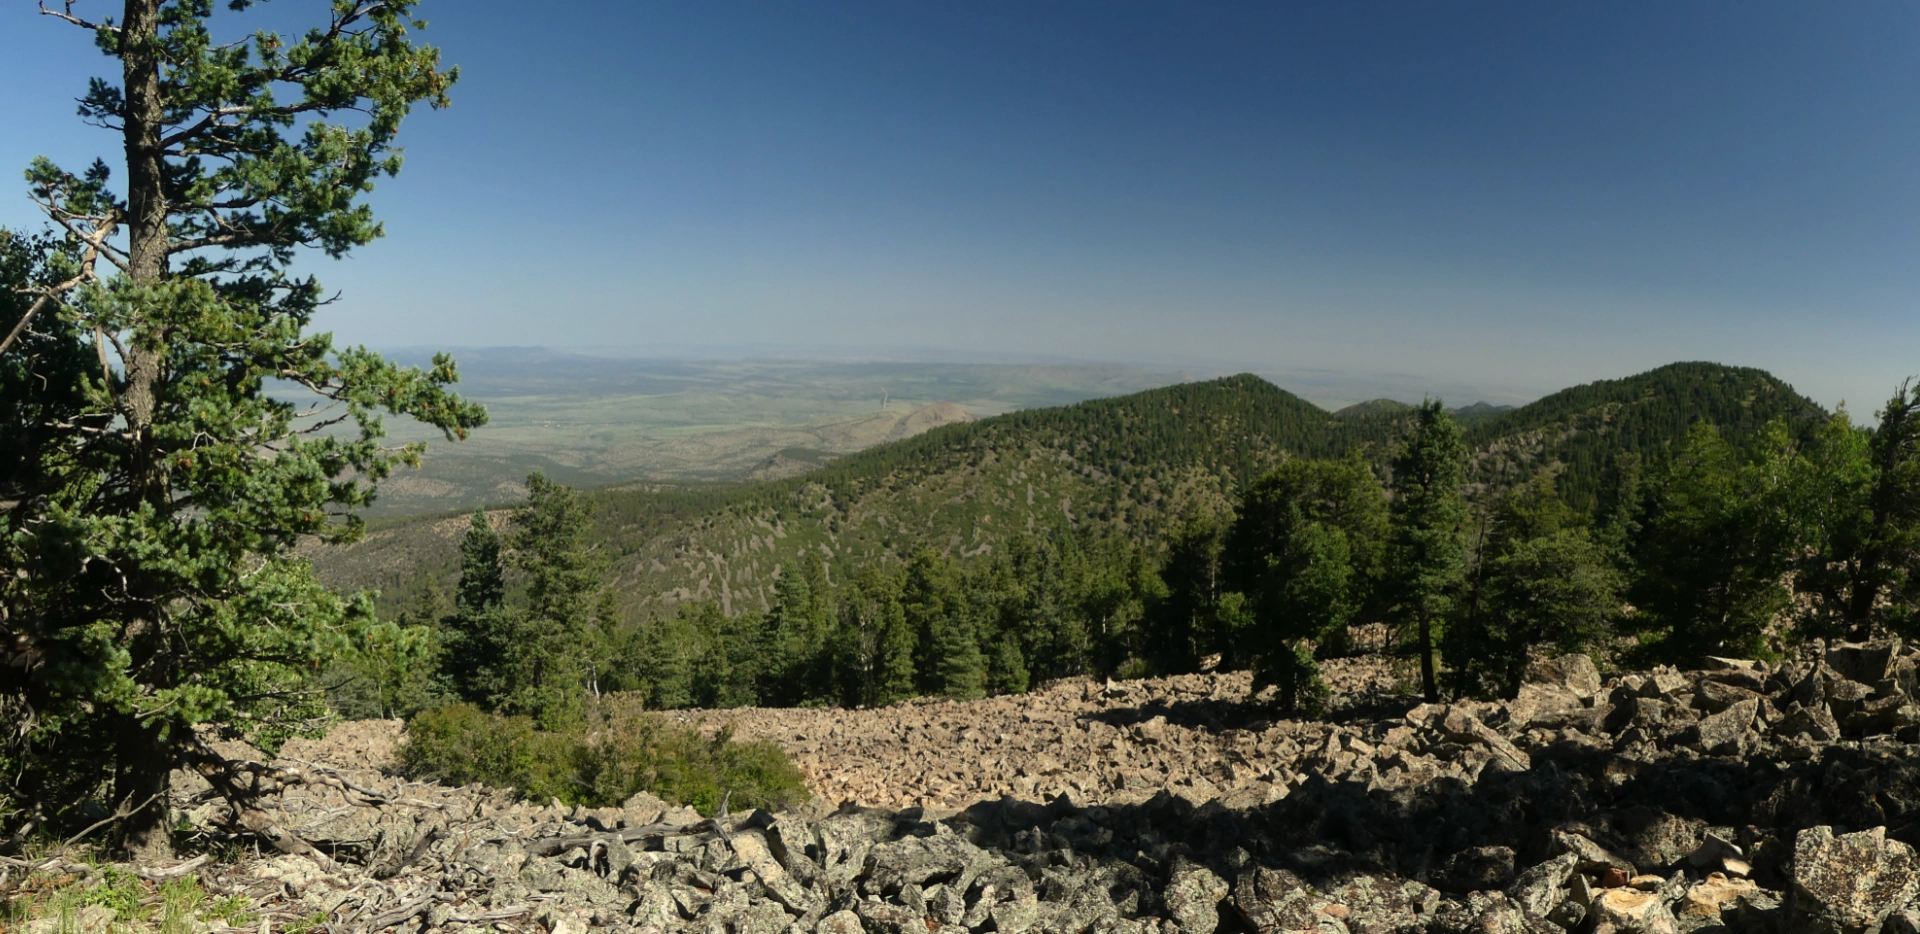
[988,637,1031,695]
[1846,385,1920,637]
[1629,422,1796,662]
[686,601,761,708]
[502,474,601,728]
[763,553,834,706]
[441,511,509,706]
[1227,455,1387,711]
[902,549,965,693]
[1147,515,1233,674]
[1,0,479,851]
[1387,401,1469,703]
[1447,476,1622,698]
[934,611,987,700]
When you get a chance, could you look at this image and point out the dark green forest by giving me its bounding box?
[326,360,1914,731]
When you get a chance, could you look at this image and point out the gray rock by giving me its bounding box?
[815,908,866,934]
[1506,852,1580,917]
[1526,654,1605,699]
[1231,866,1347,934]
[1790,825,1920,934]
[1690,698,1759,755]
[1437,846,1518,892]
[733,829,819,915]
[855,898,927,934]
[1552,829,1635,874]
[1825,642,1899,686]
[1776,704,1842,742]
[1609,807,1705,871]
[1163,861,1230,934]
[1695,679,1762,712]
[1507,683,1588,731]
[991,884,1042,934]
[1439,708,1532,773]
[1589,885,1677,934]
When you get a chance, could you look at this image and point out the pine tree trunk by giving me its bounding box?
[122,0,168,466]
[114,0,175,858]
[1418,611,1438,703]
[111,714,173,858]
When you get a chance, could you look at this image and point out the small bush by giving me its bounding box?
[399,698,809,815]
[398,703,575,801]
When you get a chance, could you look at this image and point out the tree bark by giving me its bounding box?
[112,0,174,859]
[110,714,173,859]
[121,0,167,501]
[1418,611,1438,703]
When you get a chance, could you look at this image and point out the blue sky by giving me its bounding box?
[4,1,1919,408]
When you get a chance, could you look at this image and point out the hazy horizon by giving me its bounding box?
[7,3,1920,412]
[382,343,1843,415]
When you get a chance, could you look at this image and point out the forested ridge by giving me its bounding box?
[295,358,1916,726]
[319,360,1822,619]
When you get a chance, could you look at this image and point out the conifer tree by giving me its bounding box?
[1387,401,1468,703]
[1845,385,1920,636]
[1,0,480,850]
[686,601,760,708]
[1630,422,1797,662]
[1447,476,1622,698]
[441,510,509,706]
[1147,515,1233,674]
[763,552,834,706]
[934,611,987,700]
[988,637,1031,695]
[1228,455,1387,711]
[502,473,600,728]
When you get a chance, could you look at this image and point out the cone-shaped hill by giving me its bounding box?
[316,362,1825,618]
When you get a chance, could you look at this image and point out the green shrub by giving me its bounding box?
[398,703,576,802]
[398,698,808,815]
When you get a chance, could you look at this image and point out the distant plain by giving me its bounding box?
[360,350,1193,516]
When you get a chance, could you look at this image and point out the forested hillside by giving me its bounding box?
[318,361,1823,622]
[1462,361,1827,510]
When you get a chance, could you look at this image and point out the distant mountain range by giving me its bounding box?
[314,361,1825,621]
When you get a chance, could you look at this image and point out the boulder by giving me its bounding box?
[1777,704,1842,743]
[1163,860,1230,934]
[1527,654,1605,700]
[1506,852,1580,917]
[1690,698,1759,755]
[1552,829,1636,874]
[1436,845,1518,892]
[1790,826,1920,934]
[1508,683,1589,731]
[1232,866,1349,934]
[1679,873,1758,920]
[1439,708,1533,773]
[1591,886,1677,934]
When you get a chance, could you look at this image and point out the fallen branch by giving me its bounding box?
[135,854,210,881]
[447,905,531,923]
[228,759,397,807]
[184,740,339,871]
[356,891,446,932]
[523,820,711,858]
[372,826,444,880]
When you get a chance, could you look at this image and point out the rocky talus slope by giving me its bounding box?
[31,644,1920,934]
[664,659,1401,811]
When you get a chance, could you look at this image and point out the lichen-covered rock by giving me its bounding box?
[1163,860,1229,934]
[1231,866,1348,934]
[1528,654,1605,699]
[1590,886,1677,934]
[1507,852,1579,917]
[1690,698,1759,755]
[1790,825,1920,934]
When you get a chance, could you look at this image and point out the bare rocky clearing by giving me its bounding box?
[666,659,1399,813]
[26,646,1920,934]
